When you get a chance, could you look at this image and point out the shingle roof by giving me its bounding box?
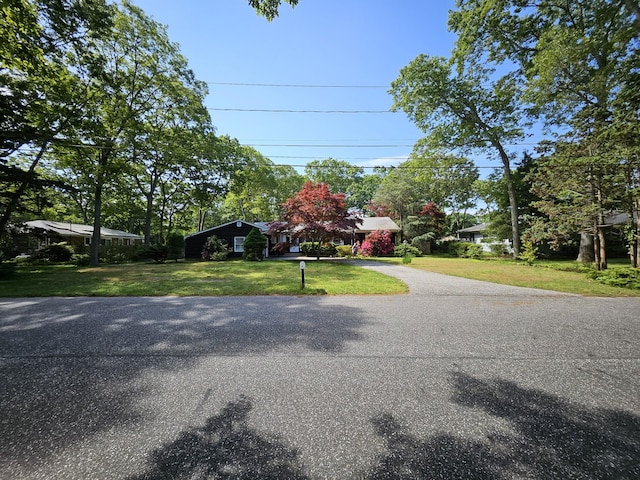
[457,223,488,234]
[357,217,401,232]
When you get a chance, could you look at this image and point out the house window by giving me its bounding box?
[234,236,245,253]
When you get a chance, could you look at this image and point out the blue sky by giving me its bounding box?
[129,0,492,173]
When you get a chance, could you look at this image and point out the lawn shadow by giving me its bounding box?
[363,372,640,479]
[128,395,309,480]
[0,296,366,468]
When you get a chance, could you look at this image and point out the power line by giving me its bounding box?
[207,81,387,89]
[247,143,414,148]
[208,107,392,114]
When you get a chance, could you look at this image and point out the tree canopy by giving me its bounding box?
[248,0,299,20]
[268,181,359,259]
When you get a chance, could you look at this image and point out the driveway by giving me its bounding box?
[1,263,638,479]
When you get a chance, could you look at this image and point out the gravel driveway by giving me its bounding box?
[1,263,638,479]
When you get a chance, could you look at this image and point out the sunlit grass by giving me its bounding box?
[0,259,408,297]
[377,256,640,297]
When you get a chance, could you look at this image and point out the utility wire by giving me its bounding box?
[208,107,391,114]
[207,81,387,88]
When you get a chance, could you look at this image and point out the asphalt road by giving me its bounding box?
[1,262,638,479]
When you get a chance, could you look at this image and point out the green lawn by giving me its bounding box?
[381,256,640,297]
[0,259,408,297]
[3,256,638,298]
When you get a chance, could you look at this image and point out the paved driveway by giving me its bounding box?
[1,263,638,479]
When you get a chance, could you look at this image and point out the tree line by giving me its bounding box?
[2,0,638,269]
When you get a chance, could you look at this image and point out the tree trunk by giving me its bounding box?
[593,218,607,271]
[596,226,607,270]
[0,144,48,238]
[89,148,111,267]
[198,209,206,232]
[630,199,640,268]
[495,144,520,258]
[90,180,103,267]
[144,192,153,245]
[633,216,640,269]
[594,184,607,270]
[577,232,594,264]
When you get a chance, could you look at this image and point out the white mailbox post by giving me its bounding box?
[299,261,306,289]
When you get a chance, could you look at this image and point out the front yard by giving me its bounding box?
[0,259,408,297]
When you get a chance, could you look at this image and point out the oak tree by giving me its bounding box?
[390,55,525,256]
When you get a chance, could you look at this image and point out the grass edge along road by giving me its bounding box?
[1,257,638,298]
[387,256,640,297]
[0,260,407,297]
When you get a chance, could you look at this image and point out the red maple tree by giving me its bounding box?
[269,181,360,259]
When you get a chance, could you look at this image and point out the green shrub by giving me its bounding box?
[0,262,16,279]
[72,253,91,266]
[336,245,353,257]
[101,245,136,264]
[411,233,435,254]
[587,268,640,289]
[489,243,508,256]
[135,244,169,263]
[166,233,185,262]
[300,242,337,257]
[393,243,421,257]
[29,242,74,263]
[242,227,268,261]
[518,241,539,266]
[202,235,230,261]
[447,241,476,257]
[461,243,483,259]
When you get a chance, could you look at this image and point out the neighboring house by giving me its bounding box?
[185,217,403,258]
[22,220,142,253]
[353,217,401,244]
[456,223,489,243]
[184,220,270,259]
[457,223,513,253]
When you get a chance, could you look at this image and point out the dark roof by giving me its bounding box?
[184,219,267,239]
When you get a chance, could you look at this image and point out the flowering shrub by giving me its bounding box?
[361,230,394,257]
[359,240,374,257]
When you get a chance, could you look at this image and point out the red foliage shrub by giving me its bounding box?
[363,230,394,256]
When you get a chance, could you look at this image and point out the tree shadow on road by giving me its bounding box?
[363,372,640,479]
[129,395,309,480]
[450,372,640,479]
[0,297,365,468]
[364,412,502,479]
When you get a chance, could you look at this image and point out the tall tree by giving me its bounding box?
[404,145,479,231]
[404,202,447,254]
[0,0,114,244]
[127,59,211,244]
[268,181,358,260]
[450,0,640,268]
[390,55,526,257]
[66,1,210,265]
[304,158,365,209]
[222,148,303,222]
[372,167,423,235]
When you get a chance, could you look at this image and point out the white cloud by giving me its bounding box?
[355,155,409,169]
